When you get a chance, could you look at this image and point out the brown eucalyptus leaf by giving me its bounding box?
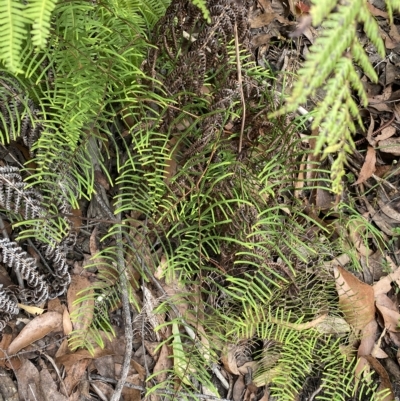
[39,366,68,401]
[364,355,394,401]
[376,302,400,332]
[375,126,396,142]
[63,359,90,396]
[56,348,113,367]
[379,137,400,156]
[7,312,62,356]
[358,319,377,357]
[152,343,172,383]
[67,275,94,332]
[354,146,376,185]
[374,263,400,296]
[14,359,41,400]
[334,266,375,332]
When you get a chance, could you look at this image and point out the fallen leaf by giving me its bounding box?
[14,359,41,400]
[63,306,73,335]
[67,275,94,332]
[379,137,400,156]
[376,301,400,332]
[233,375,246,401]
[374,261,400,296]
[375,126,396,142]
[122,374,141,401]
[358,319,377,357]
[7,312,62,356]
[334,266,375,332]
[47,298,63,314]
[0,329,13,368]
[17,303,44,315]
[152,343,172,383]
[364,355,394,401]
[39,364,69,401]
[353,146,376,185]
[221,344,241,375]
[63,359,91,396]
[56,348,113,367]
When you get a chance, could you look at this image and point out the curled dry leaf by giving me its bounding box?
[334,266,375,332]
[7,311,62,356]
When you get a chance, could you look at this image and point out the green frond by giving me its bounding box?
[25,0,57,48]
[0,0,29,73]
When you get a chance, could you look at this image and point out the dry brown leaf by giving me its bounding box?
[14,359,41,400]
[67,275,94,332]
[374,262,400,296]
[376,302,400,332]
[47,298,63,314]
[91,381,114,400]
[144,341,159,358]
[221,344,241,375]
[354,146,376,185]
[334,266,375,332]
[7,312,62,356]
[56,348,113,367]
[233,375,246,401]
[39,365,69,401]
[122,374,141,401]
[0,329,13,368]
[375,126,397,142]
[379,137,400,156]
[152,343,172,383]
[63,306,72,336]
[63,359,91,396]
[358,319,377,357]
[364,355,394,401]
[69,208,82,232]
[131,358,146,381]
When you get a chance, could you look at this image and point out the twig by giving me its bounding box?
[233,22,246,154]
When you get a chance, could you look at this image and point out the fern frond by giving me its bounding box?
[26,0,57,48]
[271,0,388,192]
[0,0,29,73]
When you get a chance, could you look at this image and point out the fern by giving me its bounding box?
[0,0,28,73]
[272,0,400,193]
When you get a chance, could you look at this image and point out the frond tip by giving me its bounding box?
[26,0,58,48]
[0,0,29,73]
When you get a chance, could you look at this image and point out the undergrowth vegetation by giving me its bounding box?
[0,0,397,400]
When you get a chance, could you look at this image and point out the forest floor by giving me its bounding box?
[1,1,400,401]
